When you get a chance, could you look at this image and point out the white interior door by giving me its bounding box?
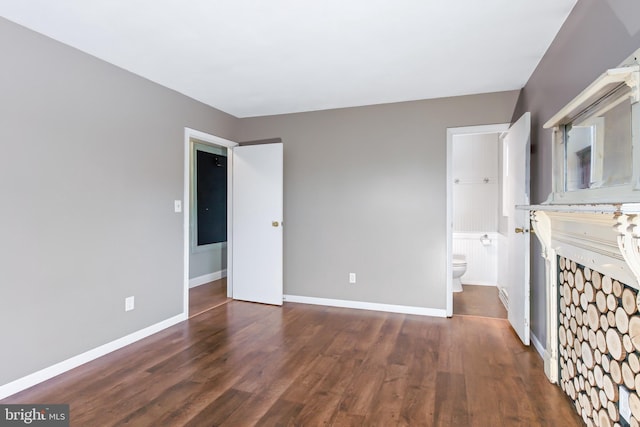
[506,112,531,345]
[232,143,283,305]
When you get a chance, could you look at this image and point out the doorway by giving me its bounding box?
[450,129,507,318]
[189,141,227,281]
[183,128,237,317]
[446,123,510,318]
[446,115,532,344]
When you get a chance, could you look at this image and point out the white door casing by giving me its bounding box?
[232,143,284,305]
[506,112,531,345]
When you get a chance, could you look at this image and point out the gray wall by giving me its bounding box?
[512,0,640,346]
[237,92,519,309]
[0,17,238,385]
[189,246,226,280]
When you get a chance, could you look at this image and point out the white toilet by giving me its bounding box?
[452,254,467,292]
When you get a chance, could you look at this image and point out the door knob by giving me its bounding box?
[272,221,279,227]
[515,227,528,234]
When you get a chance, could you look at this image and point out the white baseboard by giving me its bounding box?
[498,287,509,311]
[189,269,227,288]
[0,313,187,400]
[283,295,447,317]
[461,281,497,287]
[530,331,545,358]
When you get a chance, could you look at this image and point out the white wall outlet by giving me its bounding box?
[349,273,356,284]
[174,200,182,213]
[125,296,135,312]
[620,385,631,422]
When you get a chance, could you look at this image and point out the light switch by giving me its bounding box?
[174,200,182,213]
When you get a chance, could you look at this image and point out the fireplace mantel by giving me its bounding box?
[523,49,640,425]
[524,203,640,383]
[528,203,640,291]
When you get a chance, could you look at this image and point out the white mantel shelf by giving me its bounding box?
[520,203,640,215]
[526,204,640,290]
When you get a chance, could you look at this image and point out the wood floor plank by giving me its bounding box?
[435,317,465,375]
[294,351,364,425]
[433,372,469,427]
[362,363,409,425]
[183,388,252,427]
[397,318,439,425]
[1,301,584,426]
[254,398,303,426]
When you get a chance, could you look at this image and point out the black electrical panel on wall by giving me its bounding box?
[196,150,227,245]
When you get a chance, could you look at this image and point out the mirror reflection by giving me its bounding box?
[565,93,632,191]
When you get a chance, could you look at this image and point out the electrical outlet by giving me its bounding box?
[349,273,356,284]
[125,296,135,312]
[620,385,631,422]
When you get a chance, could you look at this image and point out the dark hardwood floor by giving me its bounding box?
[453,284,508,319]
[2,301,581,426]
[189,278,230,318]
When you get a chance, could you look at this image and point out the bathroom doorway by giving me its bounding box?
[446,124,510,319]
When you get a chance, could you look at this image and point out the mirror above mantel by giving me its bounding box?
[542,48,640,205]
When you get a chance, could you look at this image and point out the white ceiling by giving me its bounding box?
[0,0,577,118]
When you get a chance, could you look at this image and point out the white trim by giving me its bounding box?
[498,287,509,311]
[226,149,234,299]
[283,295,447,317]
[530,331,545,359]
[526,202,640,215]
[446,123,510,317]
[185,128,238,148]
[543,65,639,128]
[461,281,497,287]
[0,313,186,400]
[184,128,238,313]
[189,270,228,288]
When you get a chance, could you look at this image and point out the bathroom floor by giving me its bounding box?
[453,284,507,319]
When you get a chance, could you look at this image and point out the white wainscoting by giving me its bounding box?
[452,232,498,286]
[453,182,498,232]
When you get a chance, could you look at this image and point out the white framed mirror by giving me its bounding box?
[544,49,640,204]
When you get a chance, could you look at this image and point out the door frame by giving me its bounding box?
[445,123,510,317]
[183,128,238,316]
